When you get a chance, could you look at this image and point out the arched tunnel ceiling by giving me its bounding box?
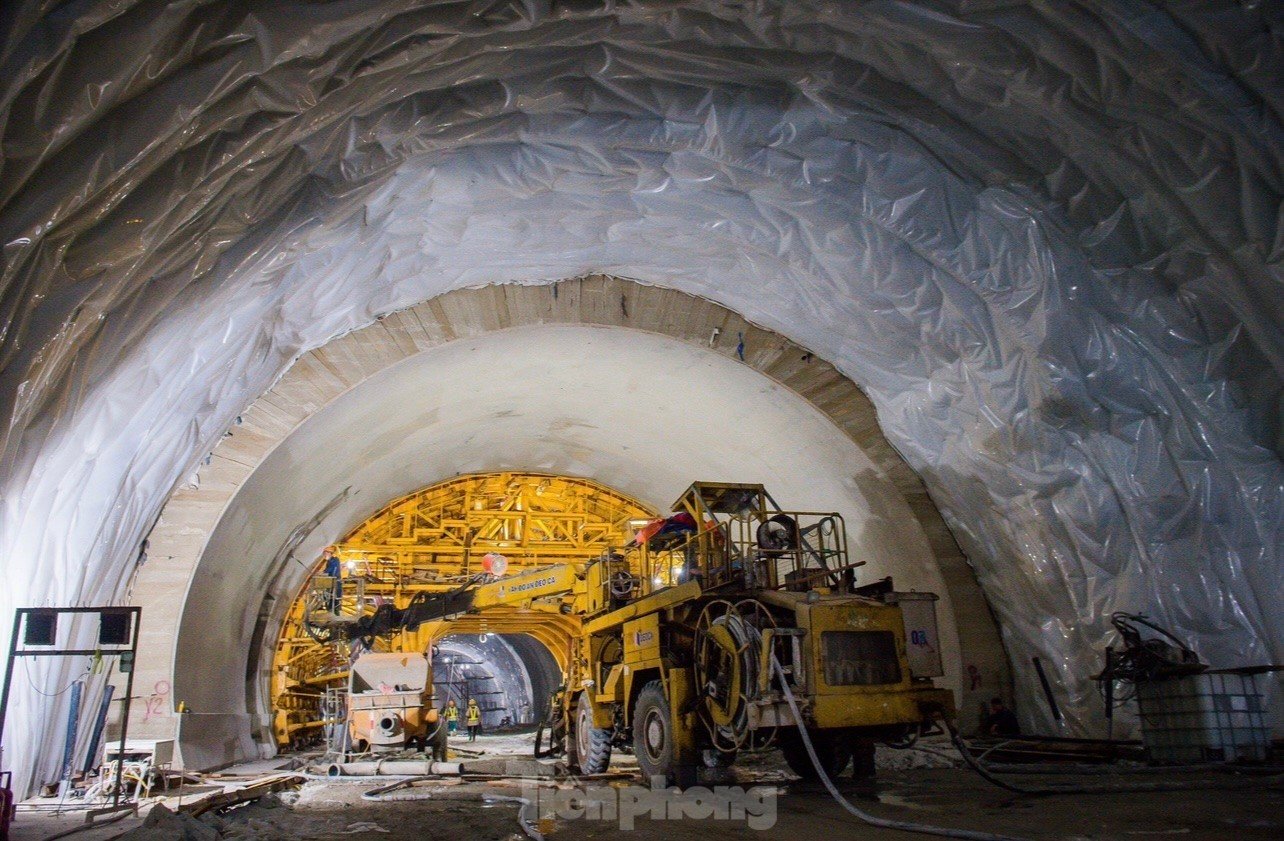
[0,0,1281,791]
[431,634,557,729]
[172,324,963,769]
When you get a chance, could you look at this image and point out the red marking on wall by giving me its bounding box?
[144,680,171,722]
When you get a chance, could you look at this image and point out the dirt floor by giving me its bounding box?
[10,731,1282,841]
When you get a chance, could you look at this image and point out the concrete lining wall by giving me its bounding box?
[125,279,1009,768]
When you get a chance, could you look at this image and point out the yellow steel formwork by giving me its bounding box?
[272,472,653,745]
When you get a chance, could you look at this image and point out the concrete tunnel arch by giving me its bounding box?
[126,280,1008,769]
[1,2,1279,794]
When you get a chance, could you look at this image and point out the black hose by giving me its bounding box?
[533,718,563,759]
[360,775,434,800]
[977,762,1284,776]
[948,725,1284,795]
[1030,657,1062,723]
[771,656,1030,841]
[946,725,1031,794]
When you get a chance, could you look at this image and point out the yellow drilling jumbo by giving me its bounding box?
[317,482,955,785]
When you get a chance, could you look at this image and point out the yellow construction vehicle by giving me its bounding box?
[322,482,955,785]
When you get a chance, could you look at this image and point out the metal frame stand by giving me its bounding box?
[0,607,141,812]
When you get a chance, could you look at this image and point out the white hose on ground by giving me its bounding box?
[491,793,546,841]
[771,656,1030,841]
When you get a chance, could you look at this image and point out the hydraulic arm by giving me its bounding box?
[337,563,586,644]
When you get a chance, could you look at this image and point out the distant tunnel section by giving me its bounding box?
[431,634,561,728]
[269,471,652,745]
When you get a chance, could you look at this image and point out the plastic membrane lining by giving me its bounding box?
[0,1,1280,793]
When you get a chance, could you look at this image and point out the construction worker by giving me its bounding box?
[321,545,341,608]
[465,698,481,742]
[444,699,460,735]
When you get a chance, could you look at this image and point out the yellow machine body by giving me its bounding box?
[316,481,954,784]
[561,482,955,785]
[756,590,954,729]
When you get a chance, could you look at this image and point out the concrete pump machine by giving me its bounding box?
[314,482,955,786]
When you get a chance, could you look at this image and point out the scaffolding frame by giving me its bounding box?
[0,606,141,811]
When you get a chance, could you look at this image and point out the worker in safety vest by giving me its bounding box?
[466,698,481,741]
[443,699,459,735]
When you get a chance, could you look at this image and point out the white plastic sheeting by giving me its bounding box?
[0,0,1280,793]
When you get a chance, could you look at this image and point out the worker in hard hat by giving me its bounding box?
[321,545,341,609]
[443,699,460,735]
[465,698,481,742]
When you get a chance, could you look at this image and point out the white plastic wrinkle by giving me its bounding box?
[0,1,1280,795]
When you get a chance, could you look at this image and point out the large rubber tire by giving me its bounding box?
[779,729,851,781]
[702,748,737,768]
[573,692,613,774]
[633,680,697,787]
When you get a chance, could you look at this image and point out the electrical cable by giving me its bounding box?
[36,805,133,841]
[22,659,90,697]
[947,725,1284,795]
[972,739,1018,763]
[944,725,1030,795]
[771,656,1030,841]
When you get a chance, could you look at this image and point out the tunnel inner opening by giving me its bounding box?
[166,316,975,771]
[271,471,654,748]
[432,633,561,730]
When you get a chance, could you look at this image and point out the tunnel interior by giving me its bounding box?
[267,468,655,748]
[431,634,561,730]
[0,0,1279,799]
[184,323,969,769]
